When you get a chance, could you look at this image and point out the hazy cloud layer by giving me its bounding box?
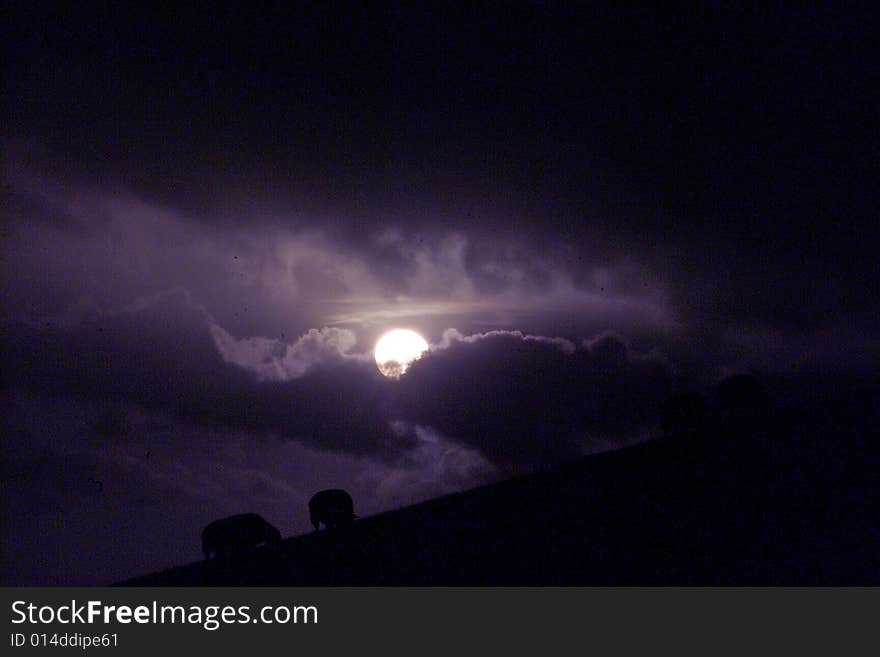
[1,161,676,342]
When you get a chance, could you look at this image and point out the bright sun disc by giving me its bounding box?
[374,329,429,378]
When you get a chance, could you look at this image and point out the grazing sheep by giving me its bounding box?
[309,489,356,531]
[201,513,281,559]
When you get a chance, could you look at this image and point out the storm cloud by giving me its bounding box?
[399,330,671,465]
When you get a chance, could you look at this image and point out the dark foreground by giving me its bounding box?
[119,392,879,585]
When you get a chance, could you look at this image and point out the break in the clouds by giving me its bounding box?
[1,289,670,465]
[3,156,877,472]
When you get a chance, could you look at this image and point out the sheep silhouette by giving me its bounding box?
[309,489,356,531]
[201,513,281,560]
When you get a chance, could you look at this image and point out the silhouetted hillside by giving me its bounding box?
[119,394,879,585]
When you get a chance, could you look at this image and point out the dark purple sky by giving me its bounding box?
[2,4,877,584]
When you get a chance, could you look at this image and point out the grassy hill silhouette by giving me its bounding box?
[118,389,879,585]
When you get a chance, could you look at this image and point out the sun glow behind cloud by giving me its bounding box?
[374,329,430,378]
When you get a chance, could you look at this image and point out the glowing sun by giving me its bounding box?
[374,329,429,378]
